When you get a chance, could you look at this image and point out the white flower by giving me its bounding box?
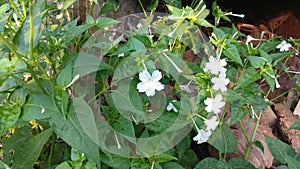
[166,100,178,113]
[211,73,230,92]
[246,35,262,44]
[118,53,124,57]
[276,40,291,52]
[204,116,219,131]
[205,56,227,75]
[137,70,164,96]
[204,94,225,114]
[193,129,212,144]
[137,23,142,29]
[275,78,281,88]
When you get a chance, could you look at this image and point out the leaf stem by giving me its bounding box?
[48,133,57,166]
[137,0,147,18]
[9,0,23,19]
[244,110,263,160]
[29,0,34,61]
[0,33,19,57]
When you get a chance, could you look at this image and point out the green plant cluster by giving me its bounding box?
[1,0,300,169]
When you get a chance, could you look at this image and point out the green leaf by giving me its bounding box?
[0,160,10,169]
[12,128,53,169]
[49,105,101,167]
[95,17,120,29]
[228,158,256,169]
[229,106,247,125]
[194,158,228,169]
[63,0,77,10]
[73,97,99,144]
[21,93,59,121]
[258,41,281,53]
[56,63,72,87]
[176,136,190,159]
[13,2,43,54]
[208,123,237,153]
[286,156,300,169]
[259,49,272,63]
[247,56,266,68]
[234,67,261,90]
[0,106,21,136]
[55,161,72,169]
[147,0,158,12]
[265,135,296,164]
[178,149,198,168]
[163,0,182,8]
[65,24,93,44]
[52,86,69,118]
[262,69,275,91]
[289,119,300,131]
[145,111,177,133]
[155,153,177,163]
[276,165,289,169]
[0,14,9,32]
[270,52,294,65]
[254,140,264,153]
[131,158,151,169]
[161,162,185,169]
[223,44,243,66]
[100,151,130,169]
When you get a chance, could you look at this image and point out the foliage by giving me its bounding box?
[0,0,300,169]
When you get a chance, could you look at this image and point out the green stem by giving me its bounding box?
[244,110,263,160]
[0,33,19,57]
[29,0,34,60]
[9,0,23,19]
[269,88,294,103]
[48,133,57,166]
[138,0,147,18]
[21,0,27,18]
[239,121,250,144]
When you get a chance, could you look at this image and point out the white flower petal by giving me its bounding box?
[193,129,212,144]
[139,70,151,82]
[137,82,149,92]
[204,116,218,131]
[152,70,162,82]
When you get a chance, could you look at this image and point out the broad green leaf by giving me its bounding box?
[175,135,190,159]
[166,5,182,16]
[208,123,237,153]
[234,67,261,90]
[73,53,112,77]
[95,17,120,29]
[265,135,296,164]
[254,140,264,153]
[223,44,243,66]
[12,128,53,169]
[163,0,182,8]
[286,156,300,169]
[0,160,10,169]
[49,105,101,167]
[0,14,9,32]
[52,86,69,118]
[65,24,93,43]
[229,106,247,125]
[86,13,95,24]
[258,41,281,53]
[13,2,43,54]
[270,52,294,65]
[259,49,272,63]
[145,111,177,133]
[147,0,158,12]
[100,151,130,169]
[155,153,177,163]
[247,56,266,68]
[178,149,198,168]
[63,0,77,10]
[56,63,72,87]
[194,157,228,169]
[224,89,246,102]
[22,93,59,121]
[228,158,256,169]
[0,106,21,136]
[289,119,300,131]
[55,161,72,169]
[161,162,185,169]
[262,69,275,91]
[73,97,99,144]
[0,3,10,14]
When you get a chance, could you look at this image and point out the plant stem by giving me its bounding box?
[48,133,57,166]
[0,33,19,57]
[137,0,147,18]
[9,0,23,19]
[244,110,263,160]
[29,0,34,61]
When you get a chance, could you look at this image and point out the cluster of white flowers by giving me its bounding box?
[193,55,228,144]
